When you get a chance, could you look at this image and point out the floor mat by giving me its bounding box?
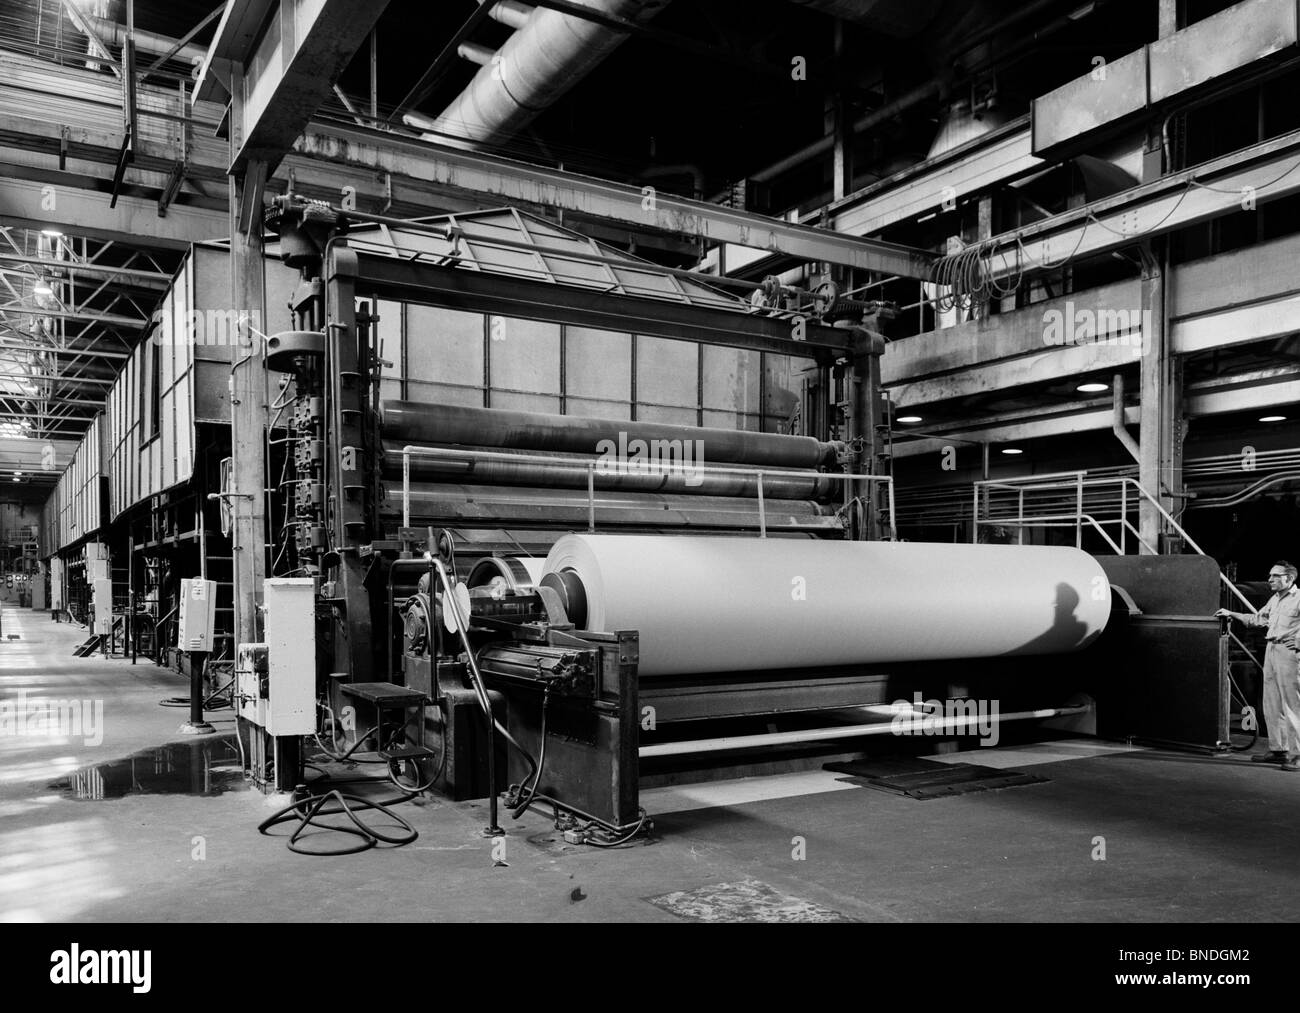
[824,756,1049,799]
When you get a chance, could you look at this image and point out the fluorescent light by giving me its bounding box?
[1001,448,1024,455]
[40,228,63,237]
[13,471,22,476]
[33,280,52,296]
[896,415,923,424]
[1077,382,1109,393]
[1259,415,1287,423]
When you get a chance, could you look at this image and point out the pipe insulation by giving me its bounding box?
[541,535,1112,677]
[381,401,836,469]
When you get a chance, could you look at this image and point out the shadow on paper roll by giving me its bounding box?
[541,535,1112,677]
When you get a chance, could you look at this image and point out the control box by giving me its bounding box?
[262,578,315,736]
[236,642,269,727]
[177,578,217,652]
[92,577,113,635]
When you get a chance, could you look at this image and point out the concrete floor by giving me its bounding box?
[1,604,1298,922]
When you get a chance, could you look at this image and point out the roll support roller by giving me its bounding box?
[381,401,836,469]
[380,441,839,500]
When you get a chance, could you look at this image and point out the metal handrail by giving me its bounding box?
[973,472,1256,613]
[401,443,897,539]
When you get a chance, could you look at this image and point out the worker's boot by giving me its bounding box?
[1252,750,1287,763]
[1281,755,1300,772]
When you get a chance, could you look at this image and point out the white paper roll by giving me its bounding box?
[542,535,1111,677]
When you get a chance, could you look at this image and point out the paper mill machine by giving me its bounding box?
[238,194,1226,844]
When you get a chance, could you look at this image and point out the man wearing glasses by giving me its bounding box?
[1217,562,1300,771]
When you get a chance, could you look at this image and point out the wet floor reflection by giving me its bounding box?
[50,737,248,800]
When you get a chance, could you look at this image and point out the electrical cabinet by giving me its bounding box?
[262,578,315,736]
[177,578,217,652]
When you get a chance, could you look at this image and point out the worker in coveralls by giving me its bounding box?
[1217,561,1300,771]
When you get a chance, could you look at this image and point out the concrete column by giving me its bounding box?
[228,65,269,646]
[1158,0,1178,38]
[1138,244,1182,553]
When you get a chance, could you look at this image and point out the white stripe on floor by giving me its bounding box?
[642,770,861,814]
[920,739,1146,769]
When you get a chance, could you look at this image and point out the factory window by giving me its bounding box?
[405,305,486,406]
[375,299,403,405]
[636,335,698,421]
[140,336,161,441]
[703,346,761,431]
[565,326,631,419]
[487,318,560,400]
[764,355,813,434]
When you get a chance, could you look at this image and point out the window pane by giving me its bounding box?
[703,410,760,432]
[703,346,760,413]
[765,355,813,418]
[405,379,483,408]
[489,391,561,414]
[566,327,630,401]
[637,404,697,425]
[636,335,697,408]
[489,317,560,394]
[566,397,631,421]
[406,305,483,386]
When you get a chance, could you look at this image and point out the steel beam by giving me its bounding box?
[0,174,228,248]
[982,129,1300,279]
[353,250,852,359]
[296,122,938,277]
[0,252,170,288]
[205,0,390,173]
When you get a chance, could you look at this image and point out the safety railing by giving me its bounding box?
[400,444,897,539]
[973,471,1255,613]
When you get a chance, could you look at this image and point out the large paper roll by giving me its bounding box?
[542,535,1111,677]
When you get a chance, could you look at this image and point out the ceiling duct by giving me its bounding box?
[405,0,671,148]
[926,97,1010,160]
[787,0,943,38]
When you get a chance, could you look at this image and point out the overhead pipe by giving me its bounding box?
[1112,373,1141,464]
[486,1,536,30]
[83,15,208,64]
[407,0,673,148]
[457,41,497,67]
[749,0,1099,186]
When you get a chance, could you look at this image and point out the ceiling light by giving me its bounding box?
[33,280,52,296]
[1001,448,1024,455]
[896,415,923,424]
[13,471,21,477]
[1077,382,1109,393]
[40,228,63,238]
[1260,415,1287,423]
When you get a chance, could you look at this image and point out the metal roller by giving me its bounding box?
[380,401,836,469]
[378,481,842,532]
[379,440,839,500]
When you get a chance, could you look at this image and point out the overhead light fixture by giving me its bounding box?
[1077,382,1109,393]
[896,415,923,424]
[1260,415,1287,423]
[1001,448,1024,455]
[40,228,63,238]
[33,280,52,296]
[13,471,21,477]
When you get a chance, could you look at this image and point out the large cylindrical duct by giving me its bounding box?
[405,0,672,147]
